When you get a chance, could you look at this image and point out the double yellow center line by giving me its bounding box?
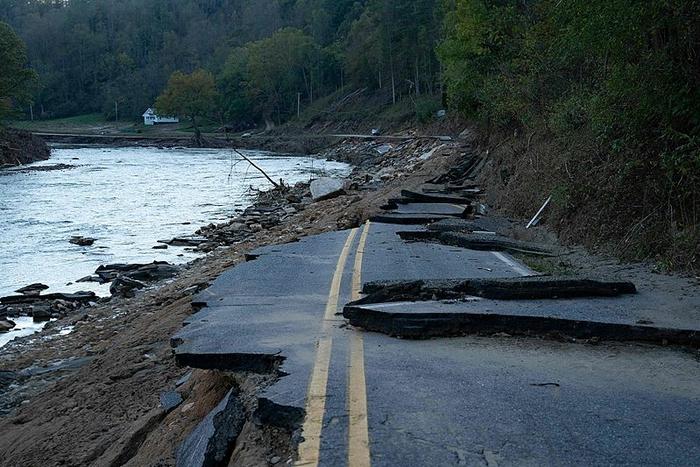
[296,222,372,467]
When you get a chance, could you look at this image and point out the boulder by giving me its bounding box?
[15,283,49,296]
[0,319,15,332]
[110,275,147,298]
[310,177,345,201]
[158,236,209,247]
[69,236,96,246]
[31,304,53,322]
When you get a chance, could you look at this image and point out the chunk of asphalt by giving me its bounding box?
[172,350,284,374]
[399,230,556,256]
[160,390,184,412]
[343,300,700,346]
[176,388,246,467]
[400,189,479,203]
[427,218,511,235]
[381,201,471,217]
[356,277,636,304]
[254,397,305,431]
[369,213,456,225]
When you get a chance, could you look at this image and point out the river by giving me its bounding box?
[0,146,350,298]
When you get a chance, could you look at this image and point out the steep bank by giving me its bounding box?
[476,126,699,274]
[0,128,50,167]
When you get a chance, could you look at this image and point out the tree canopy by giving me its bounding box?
[155,69,218,145]
[0,21,37,121]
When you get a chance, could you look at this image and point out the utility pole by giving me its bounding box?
[29,104,34,121]
[115,101,118,122]
[297,92,301,118]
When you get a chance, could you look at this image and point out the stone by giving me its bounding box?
[160,390,184,412]
[152,244,168,250]
[159,236,209,247]
[310,177,345,201]
[15,283,49,296]
[0,319,15,332]
[31,305,52,321]
[110,275,147,298]
[69,236,96,246]
[77,275,102,283]
[176,389,246,467]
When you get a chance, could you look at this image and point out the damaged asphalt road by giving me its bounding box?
[171,191,700,466]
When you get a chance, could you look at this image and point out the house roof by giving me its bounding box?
[142,108,155,117]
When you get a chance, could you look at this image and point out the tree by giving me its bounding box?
[0,21,37,121]
[245,28,319,123]
[155,69,218,146]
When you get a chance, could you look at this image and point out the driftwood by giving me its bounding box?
[232,148,281,189]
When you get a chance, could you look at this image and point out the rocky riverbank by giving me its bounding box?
[0,128,50,167]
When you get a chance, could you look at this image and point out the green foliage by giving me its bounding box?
[414,97,442,123]
[439,0,700,268]
[156,70,219,143]
[0,21,37,121]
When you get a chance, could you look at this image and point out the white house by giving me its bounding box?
[142,108,179,126]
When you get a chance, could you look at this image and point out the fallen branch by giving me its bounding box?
[232,148,280,189]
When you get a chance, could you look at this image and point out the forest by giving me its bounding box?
[1,0,698,267]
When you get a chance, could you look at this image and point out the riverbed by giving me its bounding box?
[0,146,350,298]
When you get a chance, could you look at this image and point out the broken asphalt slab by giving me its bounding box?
[381,202,470,216]
[344,273,700,346]
[369,213,459,225]
[176,388,246,467]
[355,277,637,302]
[344,299,700,344]
[400,189,479,203]
[399,230,556,256]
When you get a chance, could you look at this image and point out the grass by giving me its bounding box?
[513,253,575,276]
[11,113,107,131]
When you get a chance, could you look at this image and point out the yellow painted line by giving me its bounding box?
[348,221,372,467]
[297,228,359,467]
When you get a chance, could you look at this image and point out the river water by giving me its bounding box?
[0,146,350,298]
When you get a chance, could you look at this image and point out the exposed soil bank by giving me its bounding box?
[0,128,50,167]
[477,127,699,274]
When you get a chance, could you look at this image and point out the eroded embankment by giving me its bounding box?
[476,127,699,273]
[0,128,50,167]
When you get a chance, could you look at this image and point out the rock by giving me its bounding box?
[176,389,246,467]
[31,304,52,321]
[77,275,102,283]
[249,223,263,233]
[110,275,147,298]
[269,455,281,465]
[0,319,16,332]
[310,177,345,201]
[1,291,96,306]
[152,244,168,250]
[69,236,96,246]
[225,222,247,232]
[95,261,177,283]
[375,144,392,155]
[159,236,209,247]
[0,370,18,388]
[15,283,49,296]
[160,390,184,412]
